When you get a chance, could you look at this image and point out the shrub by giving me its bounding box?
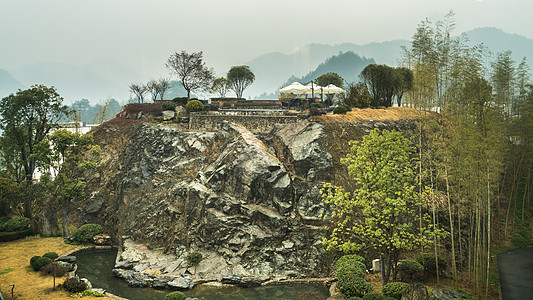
[337,255,366,270]
[30,256,41,266]
[0,228,32,242]
[0,216,10,227]
[81,290,105,297]
[397,259,424,281]
[511,232,530,248]
[161,101,177,111]
[416,254,447,275]
[382,282,409,300]
[348,297,363,300]
[2,217,30,232]
[362,292,384,300]
[186,100,204,112]
[74,224,103,243]
[62,277,87,293]
[43,252,59,261]
[310,103,322,108]
[333,105,348,114]
[164,291,187,300]
[338,274,373,298]
[32,256,52,271]
[337,262,365,280]
[186,251,203,266]
[309,107,324,116]
[41,262,68,276]
[124,103,162,116]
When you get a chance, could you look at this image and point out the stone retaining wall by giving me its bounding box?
[189,110,304,132]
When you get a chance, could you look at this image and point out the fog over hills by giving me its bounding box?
[0,69,25,97]
[1,27,533,103]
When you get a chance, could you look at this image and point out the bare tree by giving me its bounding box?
[156,78,171,100]
[129,83,148,103]
[166,51,215,101]
[146,79,158,101]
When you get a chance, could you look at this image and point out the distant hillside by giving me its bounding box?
[255,51,375,99]
[0,69,25,98]
[285,51,375,87]
[466,27,533,63]
[247,40,408,98]
[10,60,143,104]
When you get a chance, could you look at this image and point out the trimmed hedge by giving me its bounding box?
[2,217,30,232]
[337,255,366,270]
[362,292,384,300]
[397,259,424,281]
[186,100,204,112]
[164,291,187,300]
[161,101,177,111]
[339,274,373,298]
[382,282,409,300]
[74,224,102,243]
[0,228,33,242]
[333,105,349,114]
[32,256,52,271]
[43,252,59,261]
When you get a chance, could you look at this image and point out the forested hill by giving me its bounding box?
[284,51,375,88]
[255,51,375,99]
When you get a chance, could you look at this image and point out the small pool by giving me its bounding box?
[75,249,329,300]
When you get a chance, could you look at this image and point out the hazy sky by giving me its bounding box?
[1,0,532,80]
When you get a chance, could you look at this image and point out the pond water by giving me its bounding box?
[75,249,330,300]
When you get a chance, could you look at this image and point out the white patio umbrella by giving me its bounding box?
[321,84,346,94]
[303,82,322,95]
[279,82,308,94]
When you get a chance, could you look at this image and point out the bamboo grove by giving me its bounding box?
[400,11,533,297]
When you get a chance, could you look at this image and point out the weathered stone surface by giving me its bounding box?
[221,274,242,285]
[431,289,466,300]
[57,261,75,272]
[32,205,60,236]
[162,110,175,121]
[167,275,195,289]
[93,234,112,246]
[175,106,186,116]
[57,256,77,263]
[73,118,419,287]
[401,284,429,300]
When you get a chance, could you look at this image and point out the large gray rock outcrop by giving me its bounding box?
[81,120,330,286]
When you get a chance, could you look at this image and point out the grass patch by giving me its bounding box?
[0,237,112,299]
[0,268,13,275]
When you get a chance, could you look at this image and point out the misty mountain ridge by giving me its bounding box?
[1,27,532,103]
[0,69,25,97]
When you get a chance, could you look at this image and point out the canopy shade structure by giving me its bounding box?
[321,84,346,94]
[279,82,308,94]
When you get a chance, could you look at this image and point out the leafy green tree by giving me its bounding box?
[0,177,17,217]
[0,85,71,217]
[316,72,344,88]
[344,82,372,108]
[39,129,100,237]
[227,65,255,99]
[322,129,438,285]
[166,51,215,101]
[210,77,230,98]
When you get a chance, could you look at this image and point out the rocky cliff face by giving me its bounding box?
[72,117,417,286]
[73,118,334,283]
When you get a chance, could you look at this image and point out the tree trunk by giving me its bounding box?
[445,166,457,282]
[62,203,70,238]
